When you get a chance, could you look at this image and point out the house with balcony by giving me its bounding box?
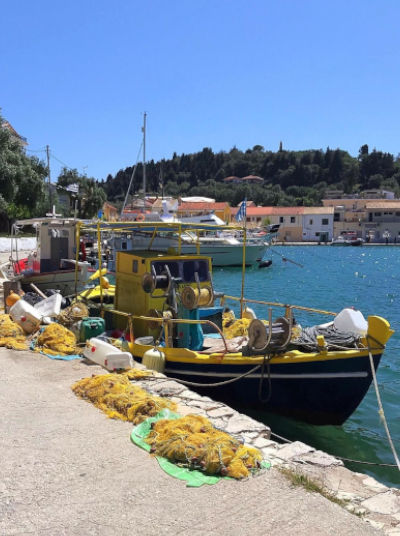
[230,206,304,240]
[362,201,400,242]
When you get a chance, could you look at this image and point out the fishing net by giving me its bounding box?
[0,314,28,350]
[35,323,77,355]
[72,371,176,424]
[223,313,251,339]
[145,414,263,479]
[57,302,89,327]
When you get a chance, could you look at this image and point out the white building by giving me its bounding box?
[302,207,334,242]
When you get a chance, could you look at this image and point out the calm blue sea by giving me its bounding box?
[212,245,400,488]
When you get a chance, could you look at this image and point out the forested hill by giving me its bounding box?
[103,144,400,207]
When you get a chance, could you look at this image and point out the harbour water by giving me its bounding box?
[213,245,400,488]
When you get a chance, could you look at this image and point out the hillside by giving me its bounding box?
[103,144,400,207]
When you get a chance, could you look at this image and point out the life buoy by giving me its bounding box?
[136,214,145,222]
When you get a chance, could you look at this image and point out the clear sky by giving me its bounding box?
[1,0,400,181]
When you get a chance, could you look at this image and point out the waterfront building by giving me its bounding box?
[302,207,334,242]
[362,201,400,242]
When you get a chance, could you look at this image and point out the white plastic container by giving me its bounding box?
[333,308,368,335]
[83,337,134,370]
[33,293,62,323]
[9,299,42,334]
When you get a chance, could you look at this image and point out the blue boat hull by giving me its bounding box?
[160,353,382,425]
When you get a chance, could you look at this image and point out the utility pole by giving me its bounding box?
[142,112,147,210]
[46,145,52,209]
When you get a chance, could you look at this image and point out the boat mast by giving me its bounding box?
[142,112,147,210]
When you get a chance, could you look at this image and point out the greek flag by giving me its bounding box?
[235,199,247,223]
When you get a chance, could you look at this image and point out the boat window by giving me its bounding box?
[152,260,180,279]
[132,260,138,273]
[182,259,209,282]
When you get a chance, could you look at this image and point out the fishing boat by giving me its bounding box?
[77,220,393,426]
[0,215,90,295]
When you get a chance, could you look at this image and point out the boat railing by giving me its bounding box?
[109,309,229,353]
[220,294,337,318]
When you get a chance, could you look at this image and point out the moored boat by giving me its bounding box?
[76,220,393,426]
[1,216,90,295]
[331,232,364,246]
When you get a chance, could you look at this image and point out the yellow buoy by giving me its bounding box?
[6,291,21,308]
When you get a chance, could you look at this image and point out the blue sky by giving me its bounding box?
[1,0,400,181]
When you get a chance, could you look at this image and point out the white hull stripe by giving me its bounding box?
[164,369,368,380]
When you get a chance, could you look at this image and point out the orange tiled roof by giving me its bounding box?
[231,206,304,216]
[223,176,240,182]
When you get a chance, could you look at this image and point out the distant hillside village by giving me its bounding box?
[2,116,400,242]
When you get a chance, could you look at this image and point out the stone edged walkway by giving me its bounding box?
[135,369,400,535]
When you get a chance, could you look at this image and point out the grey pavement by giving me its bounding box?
[0,348,381,536]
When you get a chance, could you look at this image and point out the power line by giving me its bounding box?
[26,147,46,153]
[50,151,75,170]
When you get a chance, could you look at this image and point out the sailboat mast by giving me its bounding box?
[142,112,147,205]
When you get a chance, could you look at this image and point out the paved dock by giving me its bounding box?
[0,348,385,536]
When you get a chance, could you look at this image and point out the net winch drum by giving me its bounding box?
[141,264,172,295]
[247,316,291,354]
[180,285,214,310]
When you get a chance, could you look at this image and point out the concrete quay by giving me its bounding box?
[0,347,399,536]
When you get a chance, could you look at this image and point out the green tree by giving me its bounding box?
[0,116,47,229]
[57,167,106,218]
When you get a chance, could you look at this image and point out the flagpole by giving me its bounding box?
[240,199,247,318]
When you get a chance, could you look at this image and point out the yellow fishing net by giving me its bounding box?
[0,314,28,350]
[72,371,176,424]
[146,414,263,479]
[36,323,77,355]
[223,313,251,339]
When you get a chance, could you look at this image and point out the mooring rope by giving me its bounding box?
[269,430,399,467]
[366,337,400,472]
[142,364,262,389]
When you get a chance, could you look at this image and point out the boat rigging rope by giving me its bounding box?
[367,335,400,472]
[269,248,304,268]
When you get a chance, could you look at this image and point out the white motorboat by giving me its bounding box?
[106,230,267,269]
[331,232,364,246]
